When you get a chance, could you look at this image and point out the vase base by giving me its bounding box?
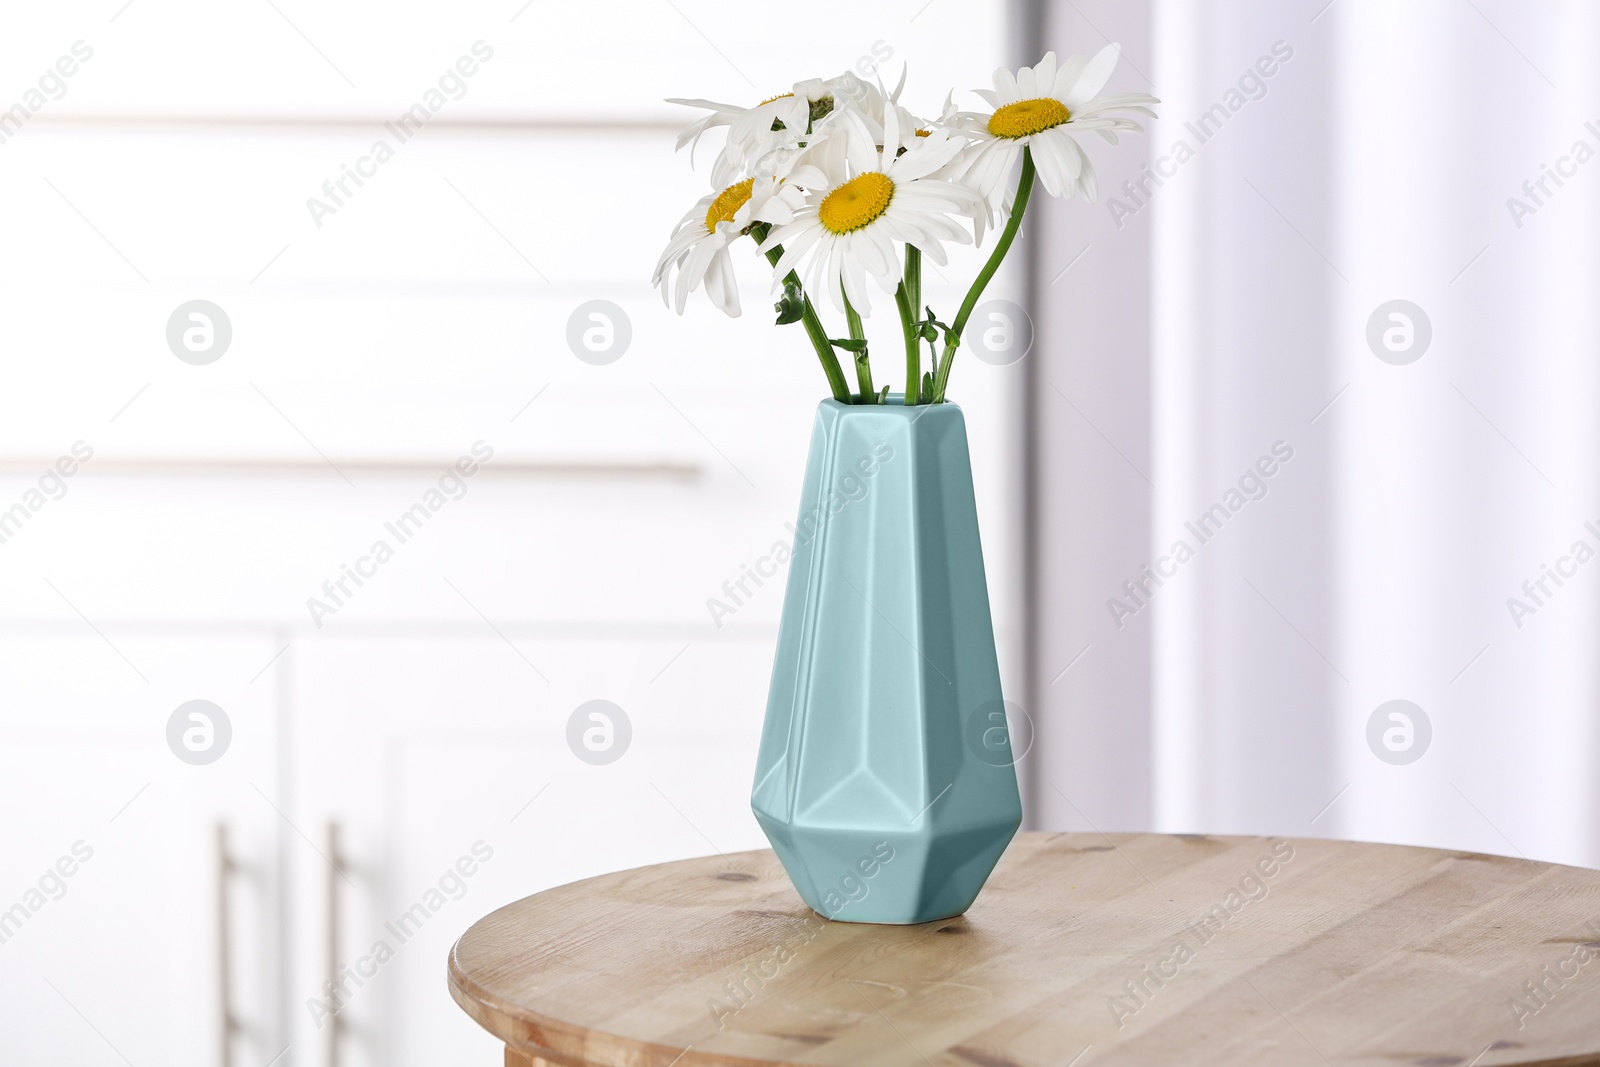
[808,908,968,927]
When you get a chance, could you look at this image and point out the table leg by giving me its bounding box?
[504,1046,564,1067]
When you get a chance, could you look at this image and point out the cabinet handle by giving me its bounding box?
[327,822,344,1067]
[216,823,239,1067]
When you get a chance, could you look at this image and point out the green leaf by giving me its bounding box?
[920,323,939,343]
[829,337,869,352]
[878,385,891,404]
[921,371,934,397]
[773,280,805,325]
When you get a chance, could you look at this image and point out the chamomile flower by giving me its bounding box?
[808,69,898,141]
[653,174,807,317]
[759,109,982,315]
[668,85,831,187]
[952,45,1158,204]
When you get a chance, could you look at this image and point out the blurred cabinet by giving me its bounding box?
[0,633,284,1067]
[280,634,772,1067]
[0,625,774,1067]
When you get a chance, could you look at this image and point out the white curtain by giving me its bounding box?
[1027,0,1600,868]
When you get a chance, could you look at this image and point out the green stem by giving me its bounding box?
[762,243,850,403]
[843,289,875,403]
[904,246,924,403]
[905,244,922,332]
[895,277,920,406]
[931,146,1037,403]
[799,287,853,403]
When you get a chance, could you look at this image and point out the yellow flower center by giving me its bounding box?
[988,97,1071,139]
[759,92,794,106]
[705,178,755,233]
[818,171,894,234]
[914,128,931,137]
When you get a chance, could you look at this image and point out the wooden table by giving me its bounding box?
[449,832,1600,1066]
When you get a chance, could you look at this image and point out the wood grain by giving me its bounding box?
[449,833,1600,1066]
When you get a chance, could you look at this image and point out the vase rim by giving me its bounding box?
[819,396,963,415]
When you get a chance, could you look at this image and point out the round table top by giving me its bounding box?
[449,832,1600,1067]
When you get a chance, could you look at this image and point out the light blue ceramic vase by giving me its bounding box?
[752,398,1022,925]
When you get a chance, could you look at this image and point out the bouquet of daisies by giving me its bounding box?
[654,46,1157,405]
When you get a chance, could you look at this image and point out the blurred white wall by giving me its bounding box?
[0,3,1022,1065]
[1030,0,1600,872]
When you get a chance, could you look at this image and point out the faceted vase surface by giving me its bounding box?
[751,398,1023,925]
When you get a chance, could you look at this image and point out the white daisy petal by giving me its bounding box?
[665,96,736,110]
[1068,137,1098,202]
[960,139,1022,203]
[779,220,824,262]
[889,138,963,182]
[710,251,742,317]
[768,230,812,278]
[753,198,794,225]
[842,240,876,309]
[679,237,724,312]
[874,213,923,249]
[1084,91,1161,111]
[812,245,839,312]
[1052,54,1088,98]
[1031,131,1078,198]
[1040,128,1083,178]
[1035,52,1058,94]
[992,65,1019,99]
[652,213,704,285]
[668,91,812,182]
[918,239,950,268]
[843,114,881,174]
[786,164,830,189]
[701,251,729,313]
[1016,62,1037,99]
[882,102,903,162]
[1066,43,1123,109]
[858,229,895,281]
